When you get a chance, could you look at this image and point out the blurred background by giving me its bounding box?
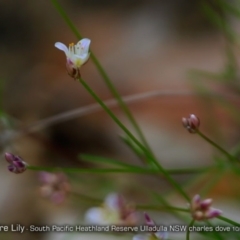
[0,0,240,239]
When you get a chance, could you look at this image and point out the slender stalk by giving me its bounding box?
[186,219,195,240]
[197,130,237,163]
[80,154,144,169]
[136,205,188,213]
[153,193,188,222]
[78,78,190,201]
[206,220,224,240]
[50,0,190,201]
[27,165,210,175]
[51,0,81,39]
[217,216,240,227]
[27,166,160,174]
[51,0,154,156]
[78,78,155,165]
[200,170,224,196]
[167,166,212,174]
[71,192,102,204]
[90,53,155,156]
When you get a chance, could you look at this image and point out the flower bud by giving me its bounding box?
[190,194,222,221]
[182,114,200,133]
[66,59,81,79]
[5,152,27,174]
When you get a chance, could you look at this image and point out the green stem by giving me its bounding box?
[137,205,188,213]
[200,168,225,196]
[51,0,190,202]
[71,192,102,204]
[27,166,159,174]
[197,130,237,163]
[168,166,213,175]
[217,216,240,226]
[186,219,195,240]
[27,166,212,174]
[80,154,211,174]
[78,78,190,201]
[78,78,154,166]
[28,165,210,175]
[51,0,154,157]
[90,53,155,156]
[206,220,224,240]
[80,154,144,169]
[51,0,82,39]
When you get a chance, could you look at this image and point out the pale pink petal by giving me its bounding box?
[105,193,120,210]
[155,231,168,240]
[51,191,65,204]
[192,194,201,204]
[191,194,201,210]
[85,207,104,224]
[55,42,69,56]
[5,153,14,163]
[78,38,91,54]
[75,53,90,65]
[144,213,155,226]
[206,208,222,219]
[200,199,212,209]
[125,212,139,225]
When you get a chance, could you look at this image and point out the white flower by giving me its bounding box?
[54,38,91,79]
[85,193,138,225]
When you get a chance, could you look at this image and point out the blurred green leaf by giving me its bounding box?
[201,1,236,41]
[120,135,145,160]
[80,154,141,169]
[217,0,240,19]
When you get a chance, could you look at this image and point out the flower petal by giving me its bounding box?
[206,208,222,219]
[200,198,212,210]
[191,194,201,210]
[55,42,69,56]
[85,207,105,224]
[5,152,14,163]
[78,38,91,54]
[144,213,155,226]
[155,231,168,240]
[105,193,120,210]
[51,191,66,204]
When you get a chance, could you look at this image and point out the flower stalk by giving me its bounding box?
[51,0,154,156]
[78,77,190,201]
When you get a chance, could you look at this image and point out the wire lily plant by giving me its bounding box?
[3,1,240,240]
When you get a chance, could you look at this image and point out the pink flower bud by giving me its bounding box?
[5,153,27,174]
[205,208,222,219]
[66,59,81,79]
[144,213,155,226]
[182,114,200,133]
[190,194,222,221]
